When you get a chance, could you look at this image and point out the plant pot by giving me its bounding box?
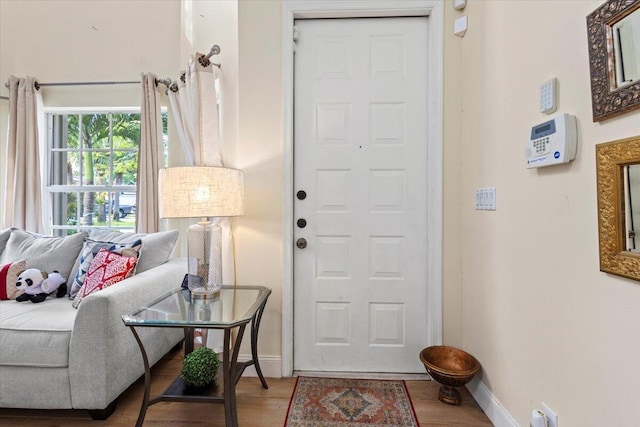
[183,381,214,395]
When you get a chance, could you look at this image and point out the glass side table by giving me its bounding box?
[122,285,271,427]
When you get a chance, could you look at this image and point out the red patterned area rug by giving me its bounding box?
[284,377,420,427]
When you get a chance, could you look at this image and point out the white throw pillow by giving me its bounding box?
[0,229,88,283]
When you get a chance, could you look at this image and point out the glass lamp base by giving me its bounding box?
[187,220,223,297]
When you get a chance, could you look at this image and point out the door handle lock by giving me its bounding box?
[296,238,307,249]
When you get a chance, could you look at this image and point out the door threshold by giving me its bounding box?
[293,370,431,381]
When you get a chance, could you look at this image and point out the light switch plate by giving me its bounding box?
[475,187,496,210]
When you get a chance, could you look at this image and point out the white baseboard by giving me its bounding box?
[238,355,282,379]
[466,377,519,427]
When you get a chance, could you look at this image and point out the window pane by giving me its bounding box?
[65,115,80,149]
[111,191,137,220]
[77,191,108,227]
[79,113,111,149]
[113,150,138,185]
[49,151,80,186]
[112,113,140,149]
[51,191,77,228]
[81,152,111,185]
[51,191,135,230]
[50,151,66,186]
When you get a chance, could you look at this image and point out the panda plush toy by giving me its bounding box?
[15,269,67,303]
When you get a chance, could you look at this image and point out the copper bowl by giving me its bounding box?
[419,346,480,405]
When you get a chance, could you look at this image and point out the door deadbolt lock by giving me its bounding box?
[297,190,307,200]
[297,218,307,228]
[296,238,307,249]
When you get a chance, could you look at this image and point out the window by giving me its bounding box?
[46,109,167,236]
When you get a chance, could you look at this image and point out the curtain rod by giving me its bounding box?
[38,81,139,88]
[2,44,221,94]
[198,44,221,68]
[3,80,139,90]
[3,79,178,90]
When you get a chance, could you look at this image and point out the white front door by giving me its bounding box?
[293,17,431,373]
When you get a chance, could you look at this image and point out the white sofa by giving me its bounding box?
[0,228,186,419]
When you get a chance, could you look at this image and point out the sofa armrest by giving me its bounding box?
[68,257,186,409]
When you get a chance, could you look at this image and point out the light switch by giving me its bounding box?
[475,187,496,210]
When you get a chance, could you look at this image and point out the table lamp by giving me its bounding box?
[159,166,244,299]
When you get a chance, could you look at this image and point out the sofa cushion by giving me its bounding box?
[72,248,138,308]
[89,229,178,273]
[0,229,88,283]
[0,298,76,368]
[69,238,141,298]
[0,259,26,300]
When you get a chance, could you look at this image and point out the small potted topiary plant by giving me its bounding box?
[180,347,220,394]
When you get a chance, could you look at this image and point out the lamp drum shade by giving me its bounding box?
[158,167,244,218]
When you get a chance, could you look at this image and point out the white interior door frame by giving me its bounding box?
[281,0,444,377]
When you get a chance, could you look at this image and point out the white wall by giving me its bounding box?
[454,1,640,426]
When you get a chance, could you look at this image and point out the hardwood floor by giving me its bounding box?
[0,350,492,426]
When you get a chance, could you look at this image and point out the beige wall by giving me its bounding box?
[0,0,181,221]
[3,1,640,424]
[455,1,640,426]
[443,1,464,348]
[234,0,284,357]
[0,0,180,107]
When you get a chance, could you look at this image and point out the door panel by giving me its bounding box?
[294,17,429,373]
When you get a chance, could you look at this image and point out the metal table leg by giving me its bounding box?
[222,325,246,427]
[250,295,270,389]
[129,326,151,427]
[184,327,194,354]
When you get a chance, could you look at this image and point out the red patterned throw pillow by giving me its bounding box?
[0,259,27,300]
[72,248,137,308]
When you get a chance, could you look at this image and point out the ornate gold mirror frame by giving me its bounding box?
[587,0,640,122]
[596,135,640,281]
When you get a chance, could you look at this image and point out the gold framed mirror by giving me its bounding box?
[587,0,640,122]
[596,135,640,281]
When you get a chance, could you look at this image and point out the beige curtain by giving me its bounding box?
[2,76,45,233]
[137,73,163,233]
[168,58,222,166]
